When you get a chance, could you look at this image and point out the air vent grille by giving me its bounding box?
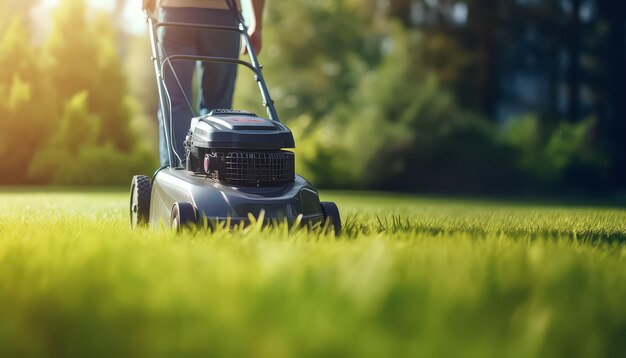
[223,151,294,185]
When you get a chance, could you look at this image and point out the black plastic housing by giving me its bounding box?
[188,110,295,150]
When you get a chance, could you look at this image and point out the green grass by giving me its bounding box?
[0,190,625,357]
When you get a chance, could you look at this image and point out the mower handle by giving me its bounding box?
[153,21,240,33]
[160,54,275,110]
[145,0,280,167]
[148,17,278,122]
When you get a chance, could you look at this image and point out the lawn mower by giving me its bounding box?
[130,0,341,234]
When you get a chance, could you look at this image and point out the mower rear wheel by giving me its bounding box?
[321,201,342,236]
[130,175,151,228]
[171,202,198,232]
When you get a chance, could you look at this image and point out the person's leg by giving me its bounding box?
[157,7,198,167]
[198,10,241,111]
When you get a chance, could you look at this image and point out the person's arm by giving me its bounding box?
[142,0,157,13]
[247,0,265,55]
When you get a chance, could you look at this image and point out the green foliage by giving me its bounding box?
[501,115,611,191]
[501,114,544,173]
[28,92,154,185]
[545,119,603,173]
[234,0,613,194]
[0,190,625,356]
[0,17,55,184]
[0,17,35,84]
[0,75,36,183]
[0,0,613,192]
[0,0,156,185]
[237,0,377,120]
[292,24,521,193]
[45,0,134,151]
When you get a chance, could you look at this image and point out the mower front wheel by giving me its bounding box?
[321,201,342,236]
[130,175,151,228]
[171,202,198,232]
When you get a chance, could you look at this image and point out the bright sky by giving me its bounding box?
[36,0,253,34]
[37,0,146,33]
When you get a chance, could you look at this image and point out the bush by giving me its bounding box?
[294,25,524,193]
[28,92,155,185]
[501,115,611,193]
[0,0,157,186]
[291,22,610,195]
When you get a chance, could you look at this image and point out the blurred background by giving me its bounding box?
[0,0,624,195]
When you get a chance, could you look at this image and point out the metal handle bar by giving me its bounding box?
[161,54,276,111]
[149,16,279,121]
[146,3,280,167]
[161,55,259,77]
[152,20,266,85]
[154,21,241,33]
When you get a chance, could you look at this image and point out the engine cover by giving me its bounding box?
[188,109,295,150]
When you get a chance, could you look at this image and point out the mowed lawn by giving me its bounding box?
[0,189,625,357]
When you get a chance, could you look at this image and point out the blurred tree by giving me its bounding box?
[37,91,100,155]
[0,0,38,34]
[367,0,495,116]
[596,0,626,188]
[545,0,561,128]
[295,23,523,193]
[0,16,55,184]
[237,0,378,121]
[0,0,619,192]
[29,91,154,185]
[565,0,582,122]
[0,0,155,185]
[45,0,134,151]
[459,0,499,117]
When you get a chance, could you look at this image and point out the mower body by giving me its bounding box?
[148,109,325,228]
[149,168,324,229]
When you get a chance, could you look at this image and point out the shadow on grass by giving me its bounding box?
[342,214,626,245]
[327,190,626,210]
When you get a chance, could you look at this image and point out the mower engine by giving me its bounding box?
[185,109,296,187]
